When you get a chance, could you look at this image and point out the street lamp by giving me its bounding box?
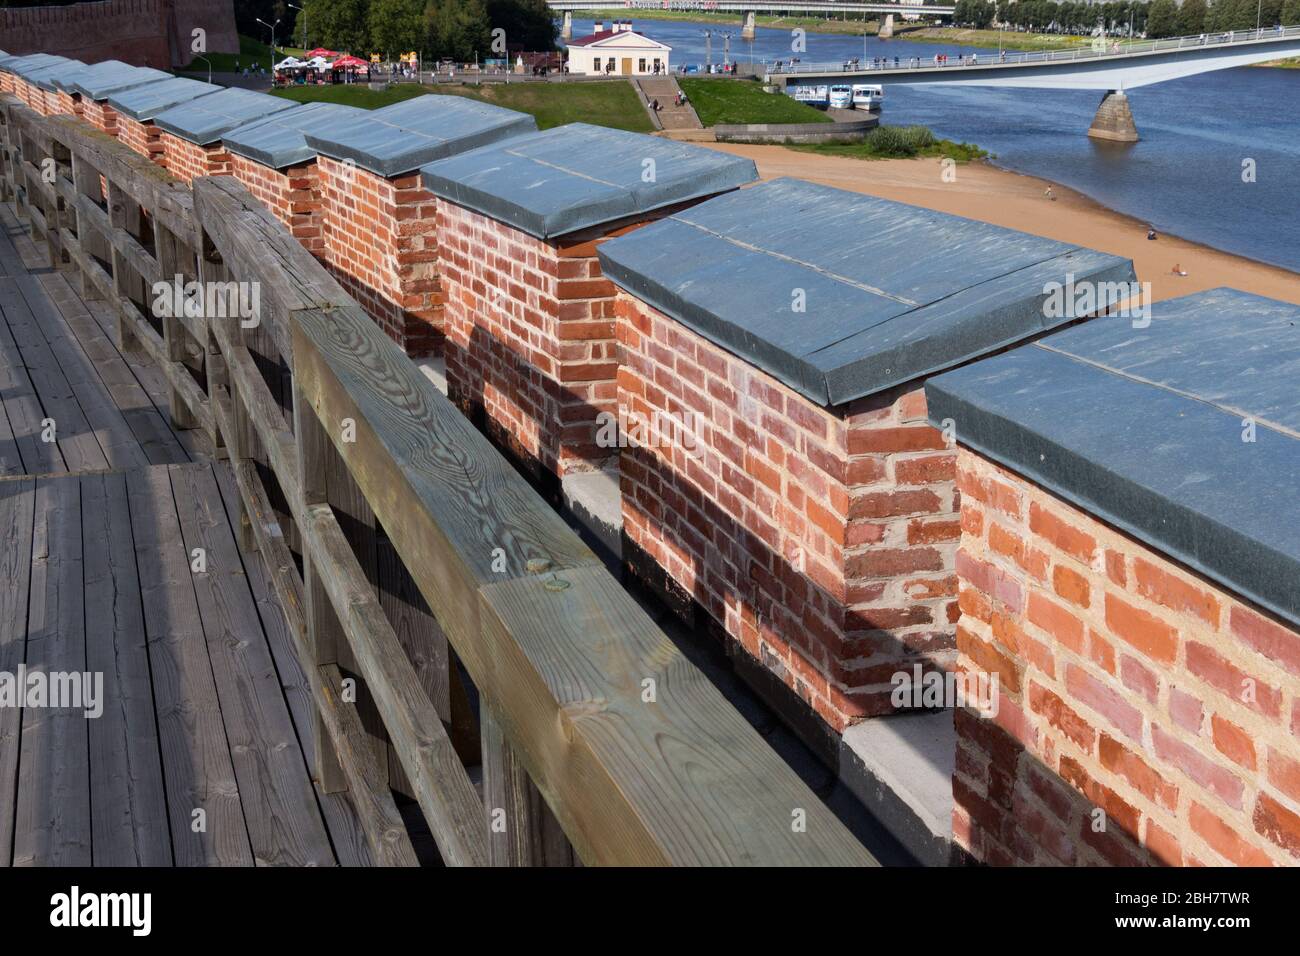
[256,17,280,76]
[288,3,306,51]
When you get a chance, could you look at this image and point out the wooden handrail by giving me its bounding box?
[0,93,877,867]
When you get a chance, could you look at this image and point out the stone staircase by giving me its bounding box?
[634,75,702,132]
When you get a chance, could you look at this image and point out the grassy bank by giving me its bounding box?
[579,9,883,36]
[271,79,653,133]
[271,83,428,108]
[892,27,1092,52]
[678,77,831,126]
[791,125,987,162]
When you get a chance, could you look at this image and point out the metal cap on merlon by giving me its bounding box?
[108,76,223,122]
[223,101,369,169]
[71,63,171,100]
[302,93,537,178]
[29,59,85,92]
[420,123,759,240]
[6,54,70,78]
[597,177,1137,407]
[153,87,298,146]
[925,287,1300,630]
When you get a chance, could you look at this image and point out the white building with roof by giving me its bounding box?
[566,21,672,77]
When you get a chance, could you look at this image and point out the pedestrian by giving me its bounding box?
[1044,186,1056,201]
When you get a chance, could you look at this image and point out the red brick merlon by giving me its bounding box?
[418,123,757,481]
[926,287,1300,865]
[300,95,537,358]
[596,176,1135,733]
[107,75,219,160]
[154,87,295,184]
[221,102,367,254]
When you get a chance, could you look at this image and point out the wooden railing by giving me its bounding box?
[0,93,877,867]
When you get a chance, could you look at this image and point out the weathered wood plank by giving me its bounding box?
[13,475,89,866]
[127,464,254,866]
[82,471,172,866]
[0,276,112,472]
[0,477,35,865]
[28,267,190,465]
[296,497,488,866]
[211,464,379,867]
[0,277,64,474]
[218,457,416,867]
[481,705,575,867]
[0,264,155,471]
[168,461,335,867]
[291,306,877,866]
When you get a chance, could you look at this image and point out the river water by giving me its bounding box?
[566,18,1300,273]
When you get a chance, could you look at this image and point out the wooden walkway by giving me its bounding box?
[0,206,374,866]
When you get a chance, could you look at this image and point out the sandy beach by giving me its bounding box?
[706,143,1300,306]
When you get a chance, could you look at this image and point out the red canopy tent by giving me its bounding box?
[332,55,369,68]
[304,48,340,59]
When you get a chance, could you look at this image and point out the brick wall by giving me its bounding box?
[116,115,162,159]
[82,99,121,136]
[55,91,80,118]
[0,72,14,94]
[616,292,959,733]
[230,154,324,253]
[0,0,172,68]
[953,448,1300,866]
[159,130,229,183]
[13,80,41,113]
[316,155,441,357]
[438,201,648,481]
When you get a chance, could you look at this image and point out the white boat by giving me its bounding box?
[828,85,852,109]
[852,84,884,111]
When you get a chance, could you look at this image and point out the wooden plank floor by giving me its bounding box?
[0,207,374,866]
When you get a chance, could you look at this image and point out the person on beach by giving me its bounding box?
[1172,264,1188,276]
[1044,186,1056,201]
[1147,227,1158,240]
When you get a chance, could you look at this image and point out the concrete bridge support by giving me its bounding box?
[1087,89,1139,143]
[741,10,756,40]
[878,13,894,38]
[562,10,572,40]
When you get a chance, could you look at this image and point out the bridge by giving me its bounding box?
[768,24,1300,140]
[0,95,877,867]
[551,1,954,40]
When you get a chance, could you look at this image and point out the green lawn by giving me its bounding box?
[437,81,653,132]
[271,83,430,108]
[678,78,832,126]
[270,79,654,133]
[176,34,306,75]
[791,125,988,162]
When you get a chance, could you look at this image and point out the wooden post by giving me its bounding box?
[152,220,198,431]
[106,179,144,353]
[196,232,230,460]
[69,152,108,301]
[481,706,575,867]
[293,381,354,794]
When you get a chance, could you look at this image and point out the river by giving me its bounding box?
[566,18,1300,273]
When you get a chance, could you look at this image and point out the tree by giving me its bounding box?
[369,0,424,55]
[302,0,370,52]
[484,0,558,51]
[426,0,492,61]
[1176,0,1208,34]
[1285,0,1300,22]
[1146,0,1178,36]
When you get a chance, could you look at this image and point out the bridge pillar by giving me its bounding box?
[561,10,572,40]
[1087,90,1139,143]
[741,10,756,41]
[878,13,895,38]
